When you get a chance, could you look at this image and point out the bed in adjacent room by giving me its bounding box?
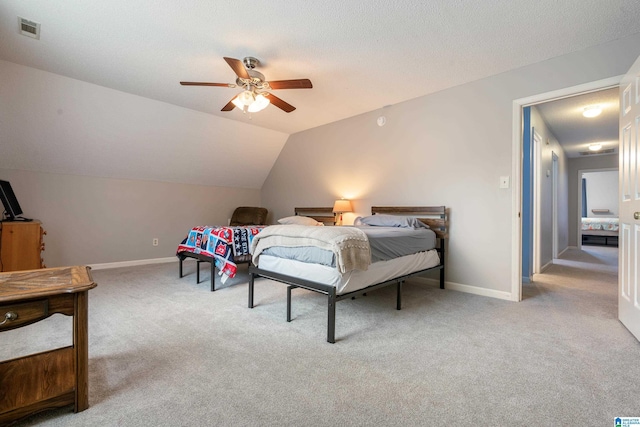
[248,206,448,343]
[581,216,619,247]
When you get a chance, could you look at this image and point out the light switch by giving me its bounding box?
[500,176,510,189]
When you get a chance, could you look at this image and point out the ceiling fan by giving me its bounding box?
[180,57,312,113]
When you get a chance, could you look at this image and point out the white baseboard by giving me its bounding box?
[540,260,553,272]
[89,256,184,270]
[557,246,570,257]
[411,277,513,301]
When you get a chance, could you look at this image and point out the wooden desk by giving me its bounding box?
[0,266,97,425]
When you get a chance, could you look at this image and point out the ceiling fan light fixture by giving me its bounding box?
[239,90,256,106]
[588,143,603,151]
[583,105,602,118]
[247,94,270,112]
[181,56,311,113]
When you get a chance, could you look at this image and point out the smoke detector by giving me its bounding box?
[18,17,40,40]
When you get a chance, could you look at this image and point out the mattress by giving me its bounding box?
[260,226,437,266]
[257,249,440,295]
[358,226,436,261]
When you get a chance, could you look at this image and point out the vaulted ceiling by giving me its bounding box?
[2,1,640,136]
[1,2,639,189]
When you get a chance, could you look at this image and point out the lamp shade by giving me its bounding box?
[333,199,352,213]
[247,94,270,112]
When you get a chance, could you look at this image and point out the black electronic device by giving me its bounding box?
[0,180,31,221]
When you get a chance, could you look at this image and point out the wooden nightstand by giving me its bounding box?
[0,266,96,424]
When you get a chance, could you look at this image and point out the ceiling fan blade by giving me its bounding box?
[268,79,313,90]
[223,57,250,80]
[221,97,237,111]
[180,82,235,87]
[265,93,296,113]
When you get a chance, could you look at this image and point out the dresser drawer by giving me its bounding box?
[0,299,49,331]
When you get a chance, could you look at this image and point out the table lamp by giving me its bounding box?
[332,199,352,226]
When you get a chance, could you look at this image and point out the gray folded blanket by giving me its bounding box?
[251,225,371,273]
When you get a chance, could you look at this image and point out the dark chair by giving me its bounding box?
[229,206,268,226]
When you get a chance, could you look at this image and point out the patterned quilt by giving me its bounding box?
[177,226,265,282]
[581,217,619,231]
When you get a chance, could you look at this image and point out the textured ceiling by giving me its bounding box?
[535,87,619,158]
[1,0,640,135]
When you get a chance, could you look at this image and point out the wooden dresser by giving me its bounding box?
[0,221,45,272]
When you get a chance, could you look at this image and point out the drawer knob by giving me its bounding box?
[0,311,18,325]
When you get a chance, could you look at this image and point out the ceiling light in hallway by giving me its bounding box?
[582,105,602,118]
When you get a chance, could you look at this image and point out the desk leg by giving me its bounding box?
[73,291,90,412]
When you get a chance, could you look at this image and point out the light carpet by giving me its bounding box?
[3,248,639,426]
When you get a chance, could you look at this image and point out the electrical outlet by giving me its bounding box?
[152,238,159,246]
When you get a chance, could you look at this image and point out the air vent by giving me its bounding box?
[18,17,40,40]
[579,148,615,156]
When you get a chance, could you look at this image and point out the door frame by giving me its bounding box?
[510,76,622,301]
[577,168,619,250]
[552,151,559,259]
[532,130,542,274]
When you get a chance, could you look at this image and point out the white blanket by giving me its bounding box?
[251,225,371,273]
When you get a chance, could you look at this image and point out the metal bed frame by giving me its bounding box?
[178,252,217,291]
[248,206,448,343]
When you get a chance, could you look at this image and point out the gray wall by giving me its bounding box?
[567,154,618,246]
[0,60,289,188]
[0,168,260,267]
[262,34,640,298]
[0,59,281,267]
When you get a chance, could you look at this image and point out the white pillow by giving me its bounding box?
[277,215,323,226]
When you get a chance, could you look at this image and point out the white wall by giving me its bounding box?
[262,34,640,299]
[0,168,260,267]
[567,154,618,246]
[583,170,618,217]
[530,106,569,268]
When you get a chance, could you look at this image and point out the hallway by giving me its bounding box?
[525,245,618,318]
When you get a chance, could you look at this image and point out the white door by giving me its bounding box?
[619,55,640,341]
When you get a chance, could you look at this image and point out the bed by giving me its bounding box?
[248,206,448,343]
[291,206,336,225]
[581,216,619,247]
[176,207,267,291]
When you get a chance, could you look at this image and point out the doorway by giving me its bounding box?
[510,76,621,301]
[523,89,619,287]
